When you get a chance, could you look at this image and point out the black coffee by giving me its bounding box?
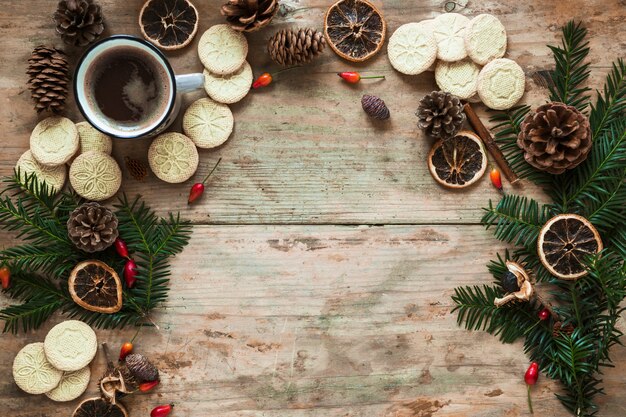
[88,46,169,127]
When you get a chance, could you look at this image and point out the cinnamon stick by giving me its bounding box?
[463,103,519,185]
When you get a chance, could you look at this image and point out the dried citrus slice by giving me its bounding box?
[69,260,123,314]
[537,214,603,280]
[427,130,487,188]
[324,0,386,62]
[139,0,199,51]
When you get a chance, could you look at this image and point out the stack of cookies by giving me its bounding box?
[387,13,525,110]
[12,320,97,402]
[17,117,122,201]
[148,24,245,184]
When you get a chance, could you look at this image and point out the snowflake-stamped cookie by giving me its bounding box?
[16,150,67,193]
[13,342,63,395]
[435,59,480,100]
[183,98,234,149]
[465,14,507,65]
[477,58,526,110]
[69,151,122,201]
[432,13,469,62]
[44,320,98,372]
[387,22,437,75]
[45,366,91,402]
[198,24,248,75]
[148,132,199,183]
[203,61,253,104]
[30,117,79,167]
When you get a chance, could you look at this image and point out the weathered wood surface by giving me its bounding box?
[1,1,625,417]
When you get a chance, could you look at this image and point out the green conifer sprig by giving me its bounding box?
[0,170,192,333]
[453,20,626,416]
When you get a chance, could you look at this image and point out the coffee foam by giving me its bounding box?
[83,45,172,135]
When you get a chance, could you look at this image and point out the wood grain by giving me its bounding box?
[0,1,625,417]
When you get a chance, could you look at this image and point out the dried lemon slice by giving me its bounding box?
[427,130,487,189]
[140,0,199,51]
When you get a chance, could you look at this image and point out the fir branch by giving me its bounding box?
[482,195,552,249]
[0,244,78,278]
[548,21,591,111]
[589,58,626,140]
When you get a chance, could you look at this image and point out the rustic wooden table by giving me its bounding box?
[1,1,625,416]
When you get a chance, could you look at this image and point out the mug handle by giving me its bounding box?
[175,73,205,93]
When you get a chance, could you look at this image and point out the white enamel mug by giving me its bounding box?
[74,35,204,139]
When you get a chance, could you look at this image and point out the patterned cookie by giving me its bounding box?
[44,321,98,372]
[203,61,253,104]
[387,22,437,75]
[435,59,481,100]
[421,19,436,72]
[70,151,122,201]
[16,150,67,193]
[465,14,507,65]
[198,24,248,75]
[71,122,113,163]
[477,58,526,110]
[432,13,470,62]
[13,343,63,394]
[30,117,79,167]
[45,366,91,402]
[148,132,199,183]
[183,98,234,149]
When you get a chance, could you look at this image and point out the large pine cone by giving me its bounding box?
[517,102,592,174]
[268,28,326,67]
[67,202,119,253]
[54,0,105,47]
[221,0,278,32]
[416,91,466,140]
[27,46,70,114]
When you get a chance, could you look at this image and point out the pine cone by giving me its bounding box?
[221,0,278,32]
[124,354,159,382]
[517,102,592,174]
[54,0,105,47]
[416,91,466,140]
[27,46,70,114]
[361,95,390,120]
[268,28,326,67]
[67,202,119,253]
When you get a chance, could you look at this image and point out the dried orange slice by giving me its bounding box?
[69,260,123,314]
[324,0,386,62]
[140,0,199,51]
[427,130,487,188]
[537,214,603,280]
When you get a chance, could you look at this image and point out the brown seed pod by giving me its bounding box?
[125,353,159,382]
[361,95,390,120]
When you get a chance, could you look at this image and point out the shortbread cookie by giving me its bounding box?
[30,117,79,167]
[465,14,507,65]
[183,98,234,149]
[74,122,113,159]
[70,151,122,201]
[44,320,98,372]
[203,61,252,104]
[16,150,67,192]
[148,132,199,183]
[388,22,437,75]
[13,343,63,395]
[198,24,248,75]
[477,58,526,110]
[432,13,469,62]
[45,366,91,402]
[435,59,480,100]
[421,19,436,72]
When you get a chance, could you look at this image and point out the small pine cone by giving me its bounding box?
[268,28,326,67]
[221,0,278,32]
[517,102,592,174]
[416,91,466,140]
[361,95,390,120]
[124,157,149,182]
[27,46,70,114]
[54,0,105,47]
[67,202,119,253]
[125,354,159,382]
[553,321,575,337]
